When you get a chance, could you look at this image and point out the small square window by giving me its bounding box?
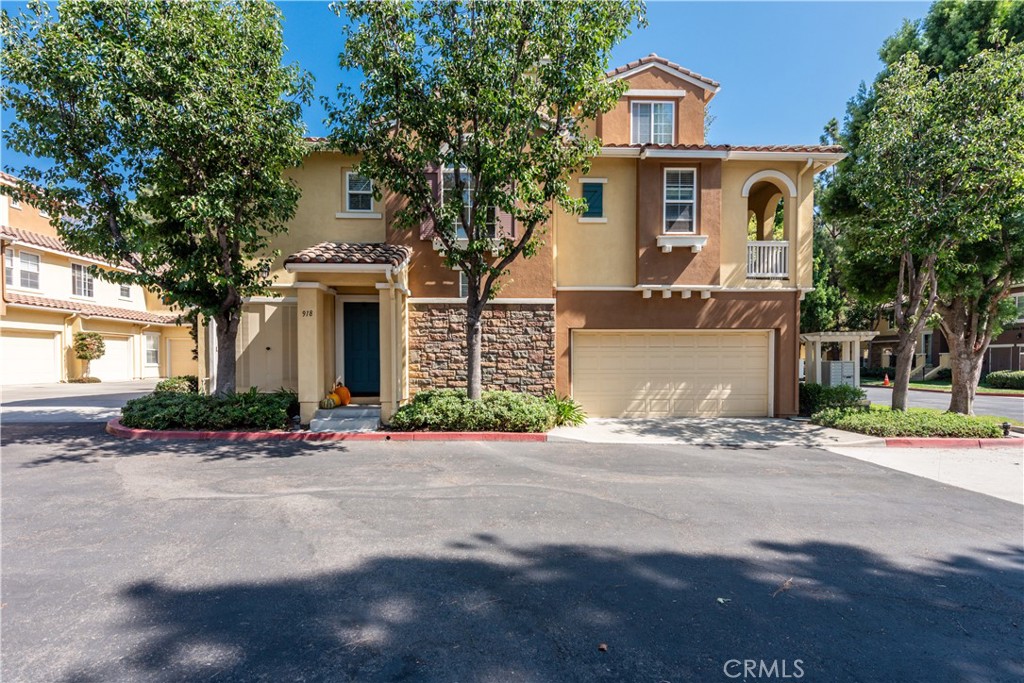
[346,173,373,212]
[582,182,604,219]
[19,252,40,289]
[72,263,94,297]
[120,284,131,299]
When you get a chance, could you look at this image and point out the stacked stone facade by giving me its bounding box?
[408,303,555,394]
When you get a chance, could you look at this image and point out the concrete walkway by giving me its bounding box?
[549,417,883,448]
[825,445,1024,505]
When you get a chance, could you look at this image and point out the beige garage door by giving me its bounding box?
[90,336,132,381]
[572,331,771,418]
[1,331,61,385]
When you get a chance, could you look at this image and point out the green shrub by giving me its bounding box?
[154,375,199,394]
[68,376,102,384]
[859,366,891,380]
[983,370,1024,390]
[120,388,293,431]
[812,406,1003,438]
[389,389,556,432]
[932,368,952,381]
[799,383,866,416]
[546,394,587,427]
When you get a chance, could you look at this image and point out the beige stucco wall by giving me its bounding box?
[598,69,709,146]
[554,157,636,287]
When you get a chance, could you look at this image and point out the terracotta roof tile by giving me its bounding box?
[607,53,720,89]
[602,143,845,154]
[5,292,182,325]
[285,242,411,268]
[1,225,133,269]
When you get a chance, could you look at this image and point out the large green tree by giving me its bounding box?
[327,0,644,399]
[844,46,1024,411]
[0,0,311,395]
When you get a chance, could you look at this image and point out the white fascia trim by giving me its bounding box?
[5,303,180,326]
[243,296,297,304]
[557,285,804,293]
[291,281,334,291]
[741,170,798,198]
[286,263,396,274]
[555,286,636,291]
[727,151,846,162]
[609,61,721,95]
[6,241,130,271]
[578,217,608,224]
[626,88,688,98]
[409,297,556,305]
[336,212,382,220]
[598,147,847,163]
[579,177,608,184]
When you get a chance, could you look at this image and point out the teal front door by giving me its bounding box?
[343,302,380,396]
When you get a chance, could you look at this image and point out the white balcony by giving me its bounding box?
[747,241,789,279]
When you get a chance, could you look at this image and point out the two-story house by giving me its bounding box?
[198,54,844,423]
[0,172,197,384]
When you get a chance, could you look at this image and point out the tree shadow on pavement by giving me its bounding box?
[58,534,1024,683]
[1,423,340,467]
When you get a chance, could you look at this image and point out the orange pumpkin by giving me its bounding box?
[334,384,352,406]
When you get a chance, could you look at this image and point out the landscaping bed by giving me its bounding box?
[120,387,298,431]
[388,389,584,433]
[861,375,1024,396]
[812,405,1007,439]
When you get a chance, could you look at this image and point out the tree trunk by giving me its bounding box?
[466,307,483,400]
[947,344,983,415]
[213,311,240,396]
[890,336,918,411]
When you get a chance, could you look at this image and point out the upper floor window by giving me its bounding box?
[442,167,496,239]
[9,196,21,210]
[346,173,373,212]
[72,263,94,298]
[39,207,50,218]
[631,102,674,145]
[119,284,132,299]
[459,271,469,299]
[664,168,697,233]
[1014,293,1024,322]
[4,250,13,286]
[581,179,605,220]
[12,251,40,289]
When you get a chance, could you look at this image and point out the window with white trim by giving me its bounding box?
[1014,294,1024,322]
[346,172,373,212]
[581,180,604,219]
[144,333,160,366]
[18,252,40,289]
[4,250,12,286]
[71,263,94,297]
[663,168,697,233]
[119,284,132,299]
[459,271,469,299]
[9,197,21,210]
[442,167,496,239]
[631,102,674,145]
[39,207,50,218]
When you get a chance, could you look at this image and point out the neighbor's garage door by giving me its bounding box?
[1,331,61,385]
[571,331,771,418]
[90,336,132,381]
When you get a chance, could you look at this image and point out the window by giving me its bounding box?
[346,172,373,212]
[144,333,159,366]
[18,252,39,289]
[581,181,604,219]
[4,250,12,286]
[9,197,21,210]
[663,169,697,233]
[1014,294,1024,322]
[631,102,674,145]
[442,167,495,239]
[72,263,94,297]
[39,208,49,218]
[459,271,469,299]
[119,284,132,299]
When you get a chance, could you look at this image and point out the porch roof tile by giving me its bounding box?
[284,242,411,268]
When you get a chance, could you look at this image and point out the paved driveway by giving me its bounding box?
[864,386,1024,422]
[0,380,157,423]
[2,423,1021,682]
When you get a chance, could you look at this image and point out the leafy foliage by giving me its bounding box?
[72,332,105,362]
[0,0,312,394]
[812,406,1003,438]
[983,371,1024,390]
[327,0,643,398]
[120,389,294,431]
[546,394,587,427]
[154,375,200,394]
[798,383,867,417]
[388,389,556,432]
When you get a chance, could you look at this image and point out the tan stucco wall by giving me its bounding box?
[555,290,801,416]
[598,69,708,146]
[555,157,636,287]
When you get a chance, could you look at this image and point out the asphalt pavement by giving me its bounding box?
[863,386,1024,422]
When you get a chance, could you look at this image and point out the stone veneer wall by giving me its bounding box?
[408,303,555,394]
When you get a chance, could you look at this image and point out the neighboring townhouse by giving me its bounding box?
[0,172,197,384]
[200,54,844,423]
[867,284,1024,378]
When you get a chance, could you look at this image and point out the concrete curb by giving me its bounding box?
[884,437,1024,449]
[105,418,548,442]
[864,385,1024,399]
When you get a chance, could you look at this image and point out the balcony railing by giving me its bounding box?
[747,241,789,279]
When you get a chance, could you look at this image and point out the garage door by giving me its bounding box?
[572,331,771,417]
[1,331,61,385]
[90,336,132,381]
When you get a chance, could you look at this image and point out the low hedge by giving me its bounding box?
[812,406,1004,438]
[389,389,560,432]
[799,383,866,416]
[120,388,296,431]
[154,375,199,394]
[983,370,1024,390]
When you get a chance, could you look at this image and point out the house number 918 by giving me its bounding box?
[301,310,314,317]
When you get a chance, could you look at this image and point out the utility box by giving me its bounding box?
[820,361,856,388]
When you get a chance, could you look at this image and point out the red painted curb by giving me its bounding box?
[864,385,1024,398]
[884,437,1024,449]
[105,418,547,442]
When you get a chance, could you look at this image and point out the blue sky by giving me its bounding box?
[2,1,930,172]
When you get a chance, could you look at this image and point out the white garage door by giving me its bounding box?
[572,331,771,417]
[1,331,61,385]
[90,336,132,381]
